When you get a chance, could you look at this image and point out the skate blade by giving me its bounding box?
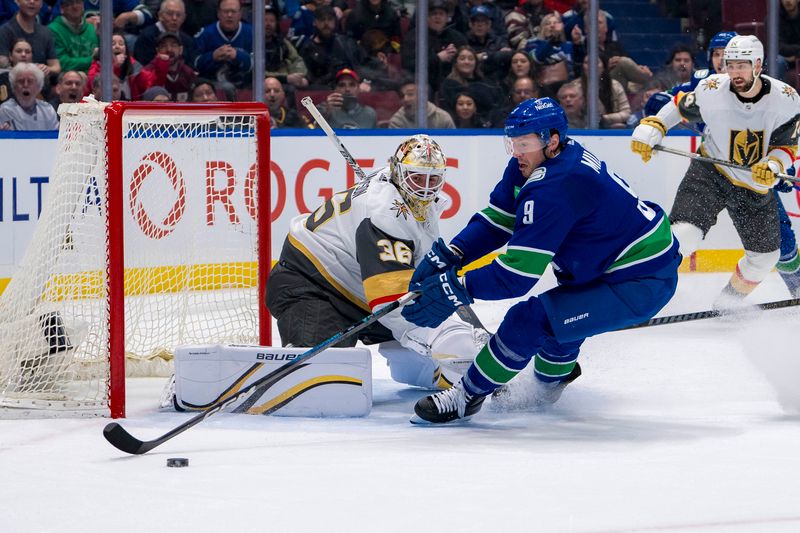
[409,414,472,425]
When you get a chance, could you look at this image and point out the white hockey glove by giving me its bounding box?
[751,159,782,188]
[631,116,667,163]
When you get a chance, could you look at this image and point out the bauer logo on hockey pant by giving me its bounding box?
[563,312,589,325]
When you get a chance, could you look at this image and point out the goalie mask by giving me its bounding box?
[389,134,447,221]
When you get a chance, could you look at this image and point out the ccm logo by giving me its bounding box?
[563,312,589,325]
[438,272,463,306]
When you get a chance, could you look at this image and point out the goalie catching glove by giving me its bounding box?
[751,159,782,188]
[410,238,463,284]
[630,116,667,163]
[402,268,472,328]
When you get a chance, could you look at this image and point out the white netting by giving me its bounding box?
[0,101,266,416]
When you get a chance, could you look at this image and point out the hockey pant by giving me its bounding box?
[461,257,680,397]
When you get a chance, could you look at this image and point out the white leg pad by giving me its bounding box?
[738,249,780,283]
[671,222,703,256]
[173,344,372,417]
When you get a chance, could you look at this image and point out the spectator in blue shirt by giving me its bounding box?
[194,0,253,92]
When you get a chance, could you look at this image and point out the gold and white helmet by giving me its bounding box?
[389,134,447,221]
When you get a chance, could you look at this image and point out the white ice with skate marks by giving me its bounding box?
[3,272,800,532]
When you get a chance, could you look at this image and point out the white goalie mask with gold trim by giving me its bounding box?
[389,134,447,221]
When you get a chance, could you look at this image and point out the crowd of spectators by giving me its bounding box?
[0,0,799,131]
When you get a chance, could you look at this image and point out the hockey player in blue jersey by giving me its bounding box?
[402,97,682,424]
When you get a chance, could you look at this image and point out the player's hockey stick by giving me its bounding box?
[300,96,367,181]
[102,291,420,455]
[653,145,800,183]
[620,297,800,330]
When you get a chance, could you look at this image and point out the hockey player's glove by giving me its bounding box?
[402,268,473,328]
[410,238,463,285]
[630,116,667,163]
[752,159,781,187]
[774,180,795,193]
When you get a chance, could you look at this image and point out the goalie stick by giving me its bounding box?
[102,291,420,455]
[300,96,367,181]
[653,145,800,184]
[620,297,800,330]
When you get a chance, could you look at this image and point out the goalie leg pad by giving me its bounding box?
[173,344,372,417]
[378,341,474,389]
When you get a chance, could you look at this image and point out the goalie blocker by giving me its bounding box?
[172,344,372,417]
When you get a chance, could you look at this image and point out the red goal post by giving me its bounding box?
[0,100,271,418]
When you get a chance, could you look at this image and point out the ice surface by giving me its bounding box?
[2,272,800,532]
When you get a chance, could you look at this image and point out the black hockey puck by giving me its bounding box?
[166,457,189,468]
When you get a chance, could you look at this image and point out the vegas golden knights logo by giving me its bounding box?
[728,129,764,166]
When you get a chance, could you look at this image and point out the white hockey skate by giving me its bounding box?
[490,362,581,412]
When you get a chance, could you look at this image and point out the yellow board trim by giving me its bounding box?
[0,250,752,301]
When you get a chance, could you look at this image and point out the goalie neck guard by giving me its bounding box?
[389,134,447,222]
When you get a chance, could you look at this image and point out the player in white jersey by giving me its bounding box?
[265,134,486,389]
[631,35,800,307]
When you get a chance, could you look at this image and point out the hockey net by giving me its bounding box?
[0,100,271,418]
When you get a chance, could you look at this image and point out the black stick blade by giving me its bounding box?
[103,422,151,455]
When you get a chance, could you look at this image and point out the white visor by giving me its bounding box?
[504,134,546,155]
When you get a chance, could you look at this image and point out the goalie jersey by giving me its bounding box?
[661,74,800,194]
[281,167,440,338]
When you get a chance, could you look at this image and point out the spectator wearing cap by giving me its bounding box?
[388,78,455,129]
[458,1,507,40]
[48,0,98,73]
[264,4,308,89]
[467,5,510,54]
[194,0,253,91]
[264,76,308,128]
[134,0,197,67]
[344,0,401,49]
[466,4,511,79]
[0,62,58,130]
[320,67,376,128]
[401,0,467,92]
[133,32,196,101]
[299,5,363,89]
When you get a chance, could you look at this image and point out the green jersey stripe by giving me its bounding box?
[475,345,517,384]
[478,206,514,233]
[497,246,554,277]
[606,215,674,273]
[534,355,577,379]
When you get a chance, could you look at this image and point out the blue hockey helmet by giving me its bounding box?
[503,97,568,154]
[643,91,672,117]
[709,31,737,51]
[708,31,736,70]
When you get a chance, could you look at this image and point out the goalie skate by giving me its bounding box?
[490,362,581,412]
